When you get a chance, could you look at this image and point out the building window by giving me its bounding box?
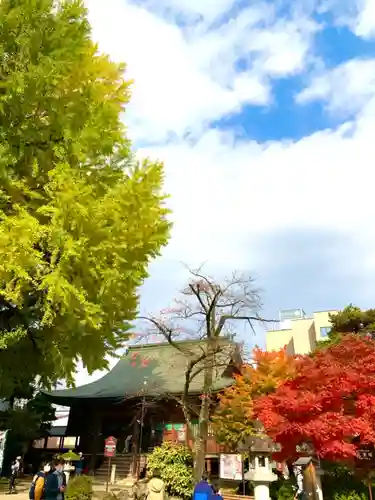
[320,326,331,338]
[33,438,46,449]
[62,436,77,448]
[46,437,61,449]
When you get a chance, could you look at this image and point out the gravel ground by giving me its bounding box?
[0,479,118,500]
[0,480,30,500]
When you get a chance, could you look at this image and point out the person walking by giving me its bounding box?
[29,464,52,500]
[8,456,21,494]
[146,469,165,500]
[45,459,66,500]
[193,473,213,500]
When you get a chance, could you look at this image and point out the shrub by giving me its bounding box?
[147,442,194,500]
[276,481,294,500]
[321,463,368,500]
[333,493,367,500]
[269,478,294,500]
[66,475,93,500]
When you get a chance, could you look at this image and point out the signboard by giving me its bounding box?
[177,427,186,442]
[220,453,243,481]
[104,436,117,458]
[104,436,117,492]
[0,430,9,474]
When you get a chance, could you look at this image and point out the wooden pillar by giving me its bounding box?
[206,458,211,476]
[88,410,102,474]
[131,418,140,477]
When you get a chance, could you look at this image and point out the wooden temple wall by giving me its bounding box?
[31,399,226,459]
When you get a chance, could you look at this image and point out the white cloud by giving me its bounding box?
[86,0,317,143]
[74,0,375,387]
[344,0,375,39]
[296,59,375,116]
[144,121,374,253]
[142,0,238,24]
[75,106,375,385]
[319,0,375,39]
[351,0,375,38]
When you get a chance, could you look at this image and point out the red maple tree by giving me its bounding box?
[212,347,296,450]
[255,335,375,462]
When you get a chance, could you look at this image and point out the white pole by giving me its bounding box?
[111,464,117,484]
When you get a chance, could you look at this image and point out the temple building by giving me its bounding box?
[40,338,241,479]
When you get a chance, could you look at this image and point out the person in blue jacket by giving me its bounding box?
[44,459,66,500]
[193,473,213,500]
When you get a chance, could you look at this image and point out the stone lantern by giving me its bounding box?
[238,433,278,500]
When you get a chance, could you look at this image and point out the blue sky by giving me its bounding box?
[77,0,375,384]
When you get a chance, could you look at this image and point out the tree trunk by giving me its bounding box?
[193,436,206,482]
[193,340,215,482]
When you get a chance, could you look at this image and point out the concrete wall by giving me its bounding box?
[265,310,338,355]
[313,310,337,341]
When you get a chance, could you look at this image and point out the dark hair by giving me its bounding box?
[152,469,161,479]
[201,472,209,482]
[53,458,65,467]
[211,482,220,494]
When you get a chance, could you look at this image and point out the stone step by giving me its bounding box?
[95,455,147,481]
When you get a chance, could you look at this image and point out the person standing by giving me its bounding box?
[193,473,213,500]
[8,456,21,494]
[45,459,66,500]
[123,434,132,454]
[293,465,305,500]
[74,453,84,476]
[146,469,165,500]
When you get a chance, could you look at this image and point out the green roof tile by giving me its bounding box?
[43,338,239,405]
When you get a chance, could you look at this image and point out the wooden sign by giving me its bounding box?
[104,436,117,458]
[104,436,117,493]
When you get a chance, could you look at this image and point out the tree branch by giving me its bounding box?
[215,314,277,336]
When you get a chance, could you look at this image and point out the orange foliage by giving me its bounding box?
[212,347,296,450]
[256,335,375,463]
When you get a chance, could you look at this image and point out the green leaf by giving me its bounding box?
[147,442,194,499]
[0,0,171,395]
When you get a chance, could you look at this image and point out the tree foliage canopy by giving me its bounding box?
[0,386,55,443]
[147,442,194,500]
[0,0,170,394]
[316,305,375,350]
[256,335,375,463]
[212,347,296,450]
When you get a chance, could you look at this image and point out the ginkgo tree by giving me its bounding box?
[212,347,296,450]
[0,0,170,396]
[255,335,375,464]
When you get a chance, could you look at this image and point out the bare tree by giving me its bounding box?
[139,266,274,481]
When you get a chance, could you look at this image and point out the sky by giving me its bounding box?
[75,0,375,386]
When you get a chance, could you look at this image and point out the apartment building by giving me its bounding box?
[266,308,337,355]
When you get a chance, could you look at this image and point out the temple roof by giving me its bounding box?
[43,338,240,406]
